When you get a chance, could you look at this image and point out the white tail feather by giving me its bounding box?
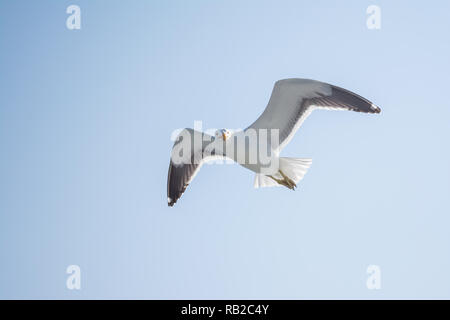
[253,157,312,188]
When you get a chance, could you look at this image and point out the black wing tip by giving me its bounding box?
[330,85,381,115]
[167,194,178,207]
[359,103,381,114]
[167,183,189,207]
[168,195,178,207]
[372,104,381,114]
[350,105,381,114]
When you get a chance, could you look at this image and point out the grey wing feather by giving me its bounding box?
[167,129,216,207]
[246,79,380,151]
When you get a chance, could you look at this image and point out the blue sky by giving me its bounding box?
[1,0,450,299]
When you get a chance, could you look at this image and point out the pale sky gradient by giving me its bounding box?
[1,0,450,299]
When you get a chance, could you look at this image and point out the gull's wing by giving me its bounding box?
[167,129,220,207]
[246,79,381,151]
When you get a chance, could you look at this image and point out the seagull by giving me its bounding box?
[167,78,380,206]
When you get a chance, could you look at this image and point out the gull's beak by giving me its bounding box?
[222,132,227,140]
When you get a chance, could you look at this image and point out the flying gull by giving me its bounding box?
[167,78,380,206]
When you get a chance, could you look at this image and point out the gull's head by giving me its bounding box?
[215,129,231,141]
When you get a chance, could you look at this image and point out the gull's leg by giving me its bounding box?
[279,170,297,190]
[268,174,295,190]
